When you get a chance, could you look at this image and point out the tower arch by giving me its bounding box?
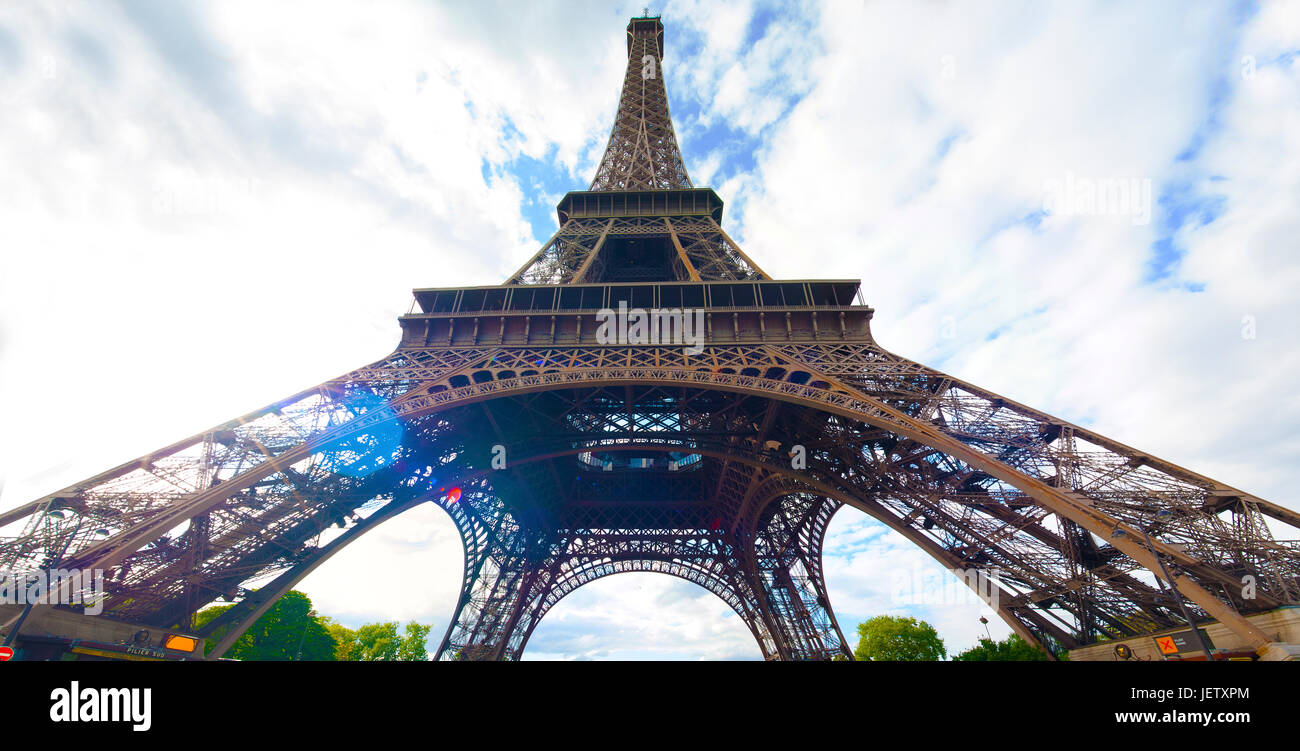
[2,14,1297,664]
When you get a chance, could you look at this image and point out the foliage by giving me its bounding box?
[398,622,432,661]
[853,615,946,661]
[194,590,336,661]
[326,619,432,661]
[192,589,433,661]
[323,619,359,661]
[954,633,1049,661]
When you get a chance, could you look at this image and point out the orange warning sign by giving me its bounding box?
[1156,636,1178,654]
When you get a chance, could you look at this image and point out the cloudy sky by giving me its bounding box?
[1,0,1297,660]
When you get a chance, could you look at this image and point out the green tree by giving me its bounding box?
[355,622,400,660]
[194,590,337,661]
[854,615,946,661]
[397,621,432,661]
[323,618,359,661]
[954,633,1049,661]
[327,620,433,661]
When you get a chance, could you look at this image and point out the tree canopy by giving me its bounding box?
[195,591,434,661]
[324,619,432,661]
[195,590,337,661]
[953,634,1049,661]
[853,614,947,661]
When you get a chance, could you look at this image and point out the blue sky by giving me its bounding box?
[1,0,1299,659]
[494,1,812,247]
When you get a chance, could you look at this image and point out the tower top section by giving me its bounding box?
[626,15,664,59]
[588,15,691,191]
[506,17,768,285]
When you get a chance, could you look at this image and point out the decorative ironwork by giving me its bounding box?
[2,15,1296,661]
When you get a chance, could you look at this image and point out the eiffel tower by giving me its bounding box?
[3,15,1299,662]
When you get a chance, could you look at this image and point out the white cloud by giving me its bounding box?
[734,0,1300,508]
[526,572,761,660]
[2,0,1297,660]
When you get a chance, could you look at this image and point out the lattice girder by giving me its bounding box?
[507,215,767,285]
[588,17,691,192]
[750,486,851,660]
[4,15,1298,663]
[4,338,1298,656]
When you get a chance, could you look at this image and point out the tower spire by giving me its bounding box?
[507,15,767,284]
[588,15,692,191]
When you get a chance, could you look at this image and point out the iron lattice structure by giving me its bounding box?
[3,16,1299,661]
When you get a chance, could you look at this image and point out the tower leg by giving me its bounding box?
[753,494,852,660]
[435,497,558,661]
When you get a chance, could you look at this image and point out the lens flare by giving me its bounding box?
[317,390,404,478]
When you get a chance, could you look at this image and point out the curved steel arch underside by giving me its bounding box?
[8,15,1298,662]
[4,339,1299,660]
